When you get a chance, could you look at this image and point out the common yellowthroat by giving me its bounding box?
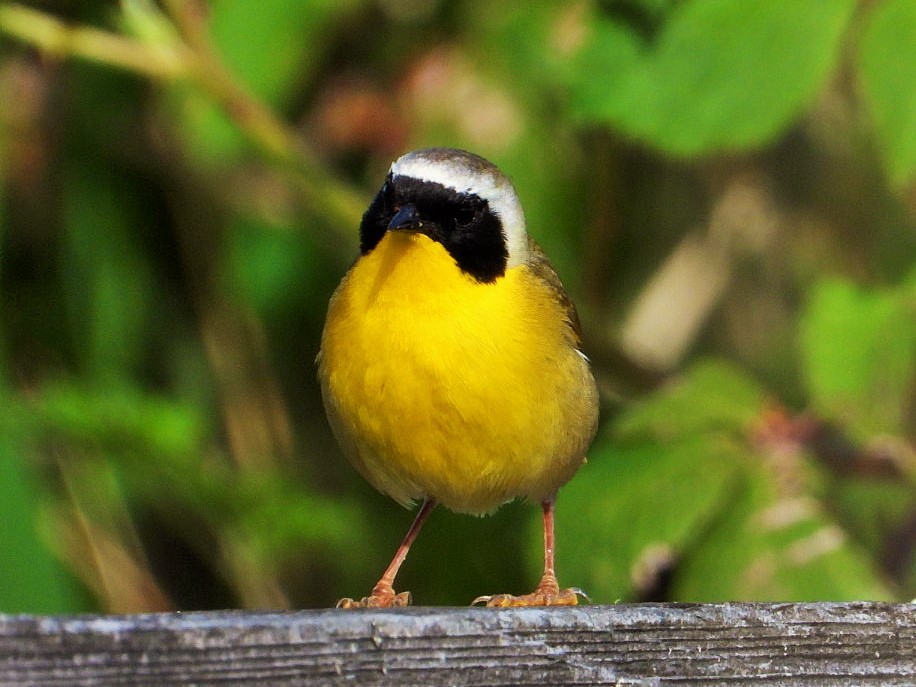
[318,148,599,607]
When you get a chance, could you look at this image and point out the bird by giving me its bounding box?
[317,147,599,608]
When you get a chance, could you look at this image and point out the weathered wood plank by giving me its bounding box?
[1,603,913,686]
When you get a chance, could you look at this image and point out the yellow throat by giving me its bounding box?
[319,231,595,514]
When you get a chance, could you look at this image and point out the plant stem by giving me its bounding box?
[0,2,366,238]
[0,4,192,80]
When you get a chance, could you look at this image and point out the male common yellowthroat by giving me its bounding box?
[318,148,599,607]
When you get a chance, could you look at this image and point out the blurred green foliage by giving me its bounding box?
[858,0,916,188]
[800,273,916,439]
[567,0,856,154]
[0,0,914,613]
[562,361,892,602]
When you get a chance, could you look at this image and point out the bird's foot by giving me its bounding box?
[336,582,411,609]
[472,577,587,607]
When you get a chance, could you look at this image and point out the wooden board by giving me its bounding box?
[1,602,914,686]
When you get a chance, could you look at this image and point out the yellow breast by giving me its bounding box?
[319,231,597,514]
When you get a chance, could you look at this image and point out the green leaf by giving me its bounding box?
[552,358,893,602]
[63,163,154,384]
[552,360,762,602]
[557,434,742,602]
[799,278,916,438]
[675,463,893,601]
[209,0,358,108]
[858,0,916,188]
[568,0,855,155]
[0,408,85,613]
[37,383,205,463]
[0,207,82,611]
[614,358,765,440]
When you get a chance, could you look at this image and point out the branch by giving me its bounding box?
[0,2,366,234]
[0,4,191,80]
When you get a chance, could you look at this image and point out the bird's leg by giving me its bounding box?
[337,498,436,609]
[473,499,585,607]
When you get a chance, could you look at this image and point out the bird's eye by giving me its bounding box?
[454,206,476,227]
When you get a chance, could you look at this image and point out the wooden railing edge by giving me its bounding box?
[2,601,915,686]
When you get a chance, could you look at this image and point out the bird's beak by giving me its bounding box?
[388,203,422,231]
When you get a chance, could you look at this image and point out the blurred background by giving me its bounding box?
[1,0,914,613]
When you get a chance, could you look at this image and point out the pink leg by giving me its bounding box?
[337,498,437,609]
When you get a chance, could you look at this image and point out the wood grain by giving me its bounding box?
[1,603,914,686]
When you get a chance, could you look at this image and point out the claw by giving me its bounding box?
[569,587,591,603]
[334,499,434,609]
[336,589,412,609]
[471,586,584,608]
